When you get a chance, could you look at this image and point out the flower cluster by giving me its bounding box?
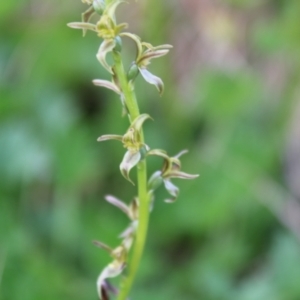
[97,114,151,184]
[94,195,138,299]
[68,1,198,299]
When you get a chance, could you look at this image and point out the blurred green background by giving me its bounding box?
[1,0,300,299]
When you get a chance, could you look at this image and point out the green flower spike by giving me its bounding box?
[97,114,152,184]
[121,33,172,95]
[148,149,199,203]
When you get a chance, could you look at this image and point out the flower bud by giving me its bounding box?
[93,0,105,15]
[127,63,139,81]
[114,36,122,52]
[148,171,163,191]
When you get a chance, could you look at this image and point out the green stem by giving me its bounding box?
[113,51,150,300]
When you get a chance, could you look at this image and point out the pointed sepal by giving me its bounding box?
[93,240,114,254]
[120,32,143,60]
[163,179,179,203]
[130,113,152,131]
[97,134,123,142]
[96,259,125,300]
[93,79,121,94]
[81,6,96,36]
[139,68,164,95]
[105,195,130,217]
[148,171,163,191]
[105,0,126,21]
[120,150,141,184]
[137,49,170,67]
[167,171,199,180]
[96,39,116,74]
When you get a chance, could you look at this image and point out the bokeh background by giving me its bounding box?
[1,0,300,299]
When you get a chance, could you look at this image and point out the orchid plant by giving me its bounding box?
[68,1,198,299]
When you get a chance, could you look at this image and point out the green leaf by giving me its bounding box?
[67,22,97,34]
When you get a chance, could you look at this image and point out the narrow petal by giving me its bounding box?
[120,32,143,59]
[67,22,97,32]
[96,39,116,74]
[168,171,199,180]
[130,114,152,132]
[139,68,164,95]
[81,6,95,36]
[163,179,179,203]
[137,49,170,67]
[97,261,125,300]
[105,195,130,217]
[120,150,141,184]
[105,0,126,20]
[115,23,128,35]
[119,223,135,240]
[97,134,123,142]
[92,240,113,254]
[141,42,173,51]
[147,149,172,173]
[174,149,189,159]
[93,79,121,94]
[147,149,169,159]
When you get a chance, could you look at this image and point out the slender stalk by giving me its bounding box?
[112,51,150,300]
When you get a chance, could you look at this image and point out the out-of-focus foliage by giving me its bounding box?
[1,0,300,299]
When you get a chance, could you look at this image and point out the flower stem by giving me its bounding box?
[112,51,150,300]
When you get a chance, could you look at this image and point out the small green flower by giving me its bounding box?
[121,33,172,95]
[97,114,151,184]
[148,149,199,202]
[68,0,127,73]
